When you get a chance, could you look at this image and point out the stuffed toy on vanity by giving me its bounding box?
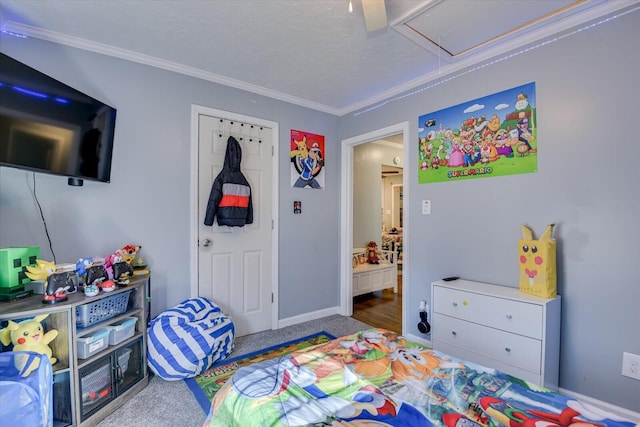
[518,223,557,298]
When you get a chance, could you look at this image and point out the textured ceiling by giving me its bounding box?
[0,0,635,116]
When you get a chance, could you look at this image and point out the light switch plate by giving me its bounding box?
[422,200,431,215]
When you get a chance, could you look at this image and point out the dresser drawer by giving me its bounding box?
[433,285,543,339]
[432,313,542,375]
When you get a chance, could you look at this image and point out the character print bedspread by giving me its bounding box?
[203,328,637,427]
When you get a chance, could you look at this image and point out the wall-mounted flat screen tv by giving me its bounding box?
[0,52,116,184]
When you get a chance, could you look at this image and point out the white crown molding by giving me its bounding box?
[2,0,637,117]
[1,21,341,116]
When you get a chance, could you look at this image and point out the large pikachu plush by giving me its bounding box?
[518,224,557,298]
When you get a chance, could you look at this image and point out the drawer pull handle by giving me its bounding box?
[506,314,512,320]
[452,302,458,307]
[451,331,457,336]
[505,347,511,352]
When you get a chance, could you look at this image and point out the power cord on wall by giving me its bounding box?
[31,172,57,264]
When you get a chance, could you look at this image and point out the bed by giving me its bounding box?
[203,328,636,427]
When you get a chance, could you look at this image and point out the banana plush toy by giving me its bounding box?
[518,224,557,298]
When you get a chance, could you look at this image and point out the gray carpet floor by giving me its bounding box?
[96,314,372,427]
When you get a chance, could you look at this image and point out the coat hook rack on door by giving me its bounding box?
[216,118,264,143]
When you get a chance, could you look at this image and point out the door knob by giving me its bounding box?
[201,238,212,247]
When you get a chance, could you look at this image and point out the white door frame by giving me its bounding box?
[391,184,403,230]
[340,122,409,335]
[189,104,279,330]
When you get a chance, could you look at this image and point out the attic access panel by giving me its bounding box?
[393,0,595,61]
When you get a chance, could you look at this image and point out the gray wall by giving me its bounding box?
[0,34,340,321]
[382,173,403,231]
[339,10,640,412]
[353,142,403,247]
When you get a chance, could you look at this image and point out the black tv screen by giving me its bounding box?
[0,52,116,183]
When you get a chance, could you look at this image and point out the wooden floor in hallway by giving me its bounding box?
[351,274,402,333]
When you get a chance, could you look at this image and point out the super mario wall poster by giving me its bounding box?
[290,129,325,189]
[418,82,537,184]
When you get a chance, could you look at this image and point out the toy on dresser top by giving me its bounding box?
[518,224,557,299]
[25,260,77,304]
[19,244,143,302]
[77,244,141,296]
[104,244,140,286]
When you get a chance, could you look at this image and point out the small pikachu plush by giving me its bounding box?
[518,224,557,298]
[0,314,58,375]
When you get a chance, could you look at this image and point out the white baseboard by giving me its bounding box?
[277,305,342,329]
[405,332,432,348]
[558,388,640,423]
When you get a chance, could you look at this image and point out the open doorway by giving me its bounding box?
[340,122,409,335]
[352,156,403,332]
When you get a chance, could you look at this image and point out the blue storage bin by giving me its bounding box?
[0,351,53,427]
[77,329,110,359]
[105,317,137,345]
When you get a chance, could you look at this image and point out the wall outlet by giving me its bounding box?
[622,352,640,380]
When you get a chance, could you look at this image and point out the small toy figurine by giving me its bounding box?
[0,314,58,375]
[84,283,99,297]
[366,241,381,264]
[24,259,56,281]
[75,257,94,284]
[25,260,73,304]
[131,253,149,276]
[112,262,134,286]
[86,265,108,287]
[42,272,75,304]
[105,245,141,279]
[101,279,116,292]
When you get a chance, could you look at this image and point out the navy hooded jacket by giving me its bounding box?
[204,136,253,227]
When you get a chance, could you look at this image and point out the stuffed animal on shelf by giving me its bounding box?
[0,314,58,375]
[519,224,557,298]
[105,245,141,279]
[366,241,381,264]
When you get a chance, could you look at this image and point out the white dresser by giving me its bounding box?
[431,279,561,389]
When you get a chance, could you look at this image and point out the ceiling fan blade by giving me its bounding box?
[362,0,388,32]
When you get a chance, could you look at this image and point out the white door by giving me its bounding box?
[198,112,274,337]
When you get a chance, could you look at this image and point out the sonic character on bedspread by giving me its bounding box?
[204,329,637,427]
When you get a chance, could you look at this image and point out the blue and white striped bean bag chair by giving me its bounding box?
[147,297,235,380]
